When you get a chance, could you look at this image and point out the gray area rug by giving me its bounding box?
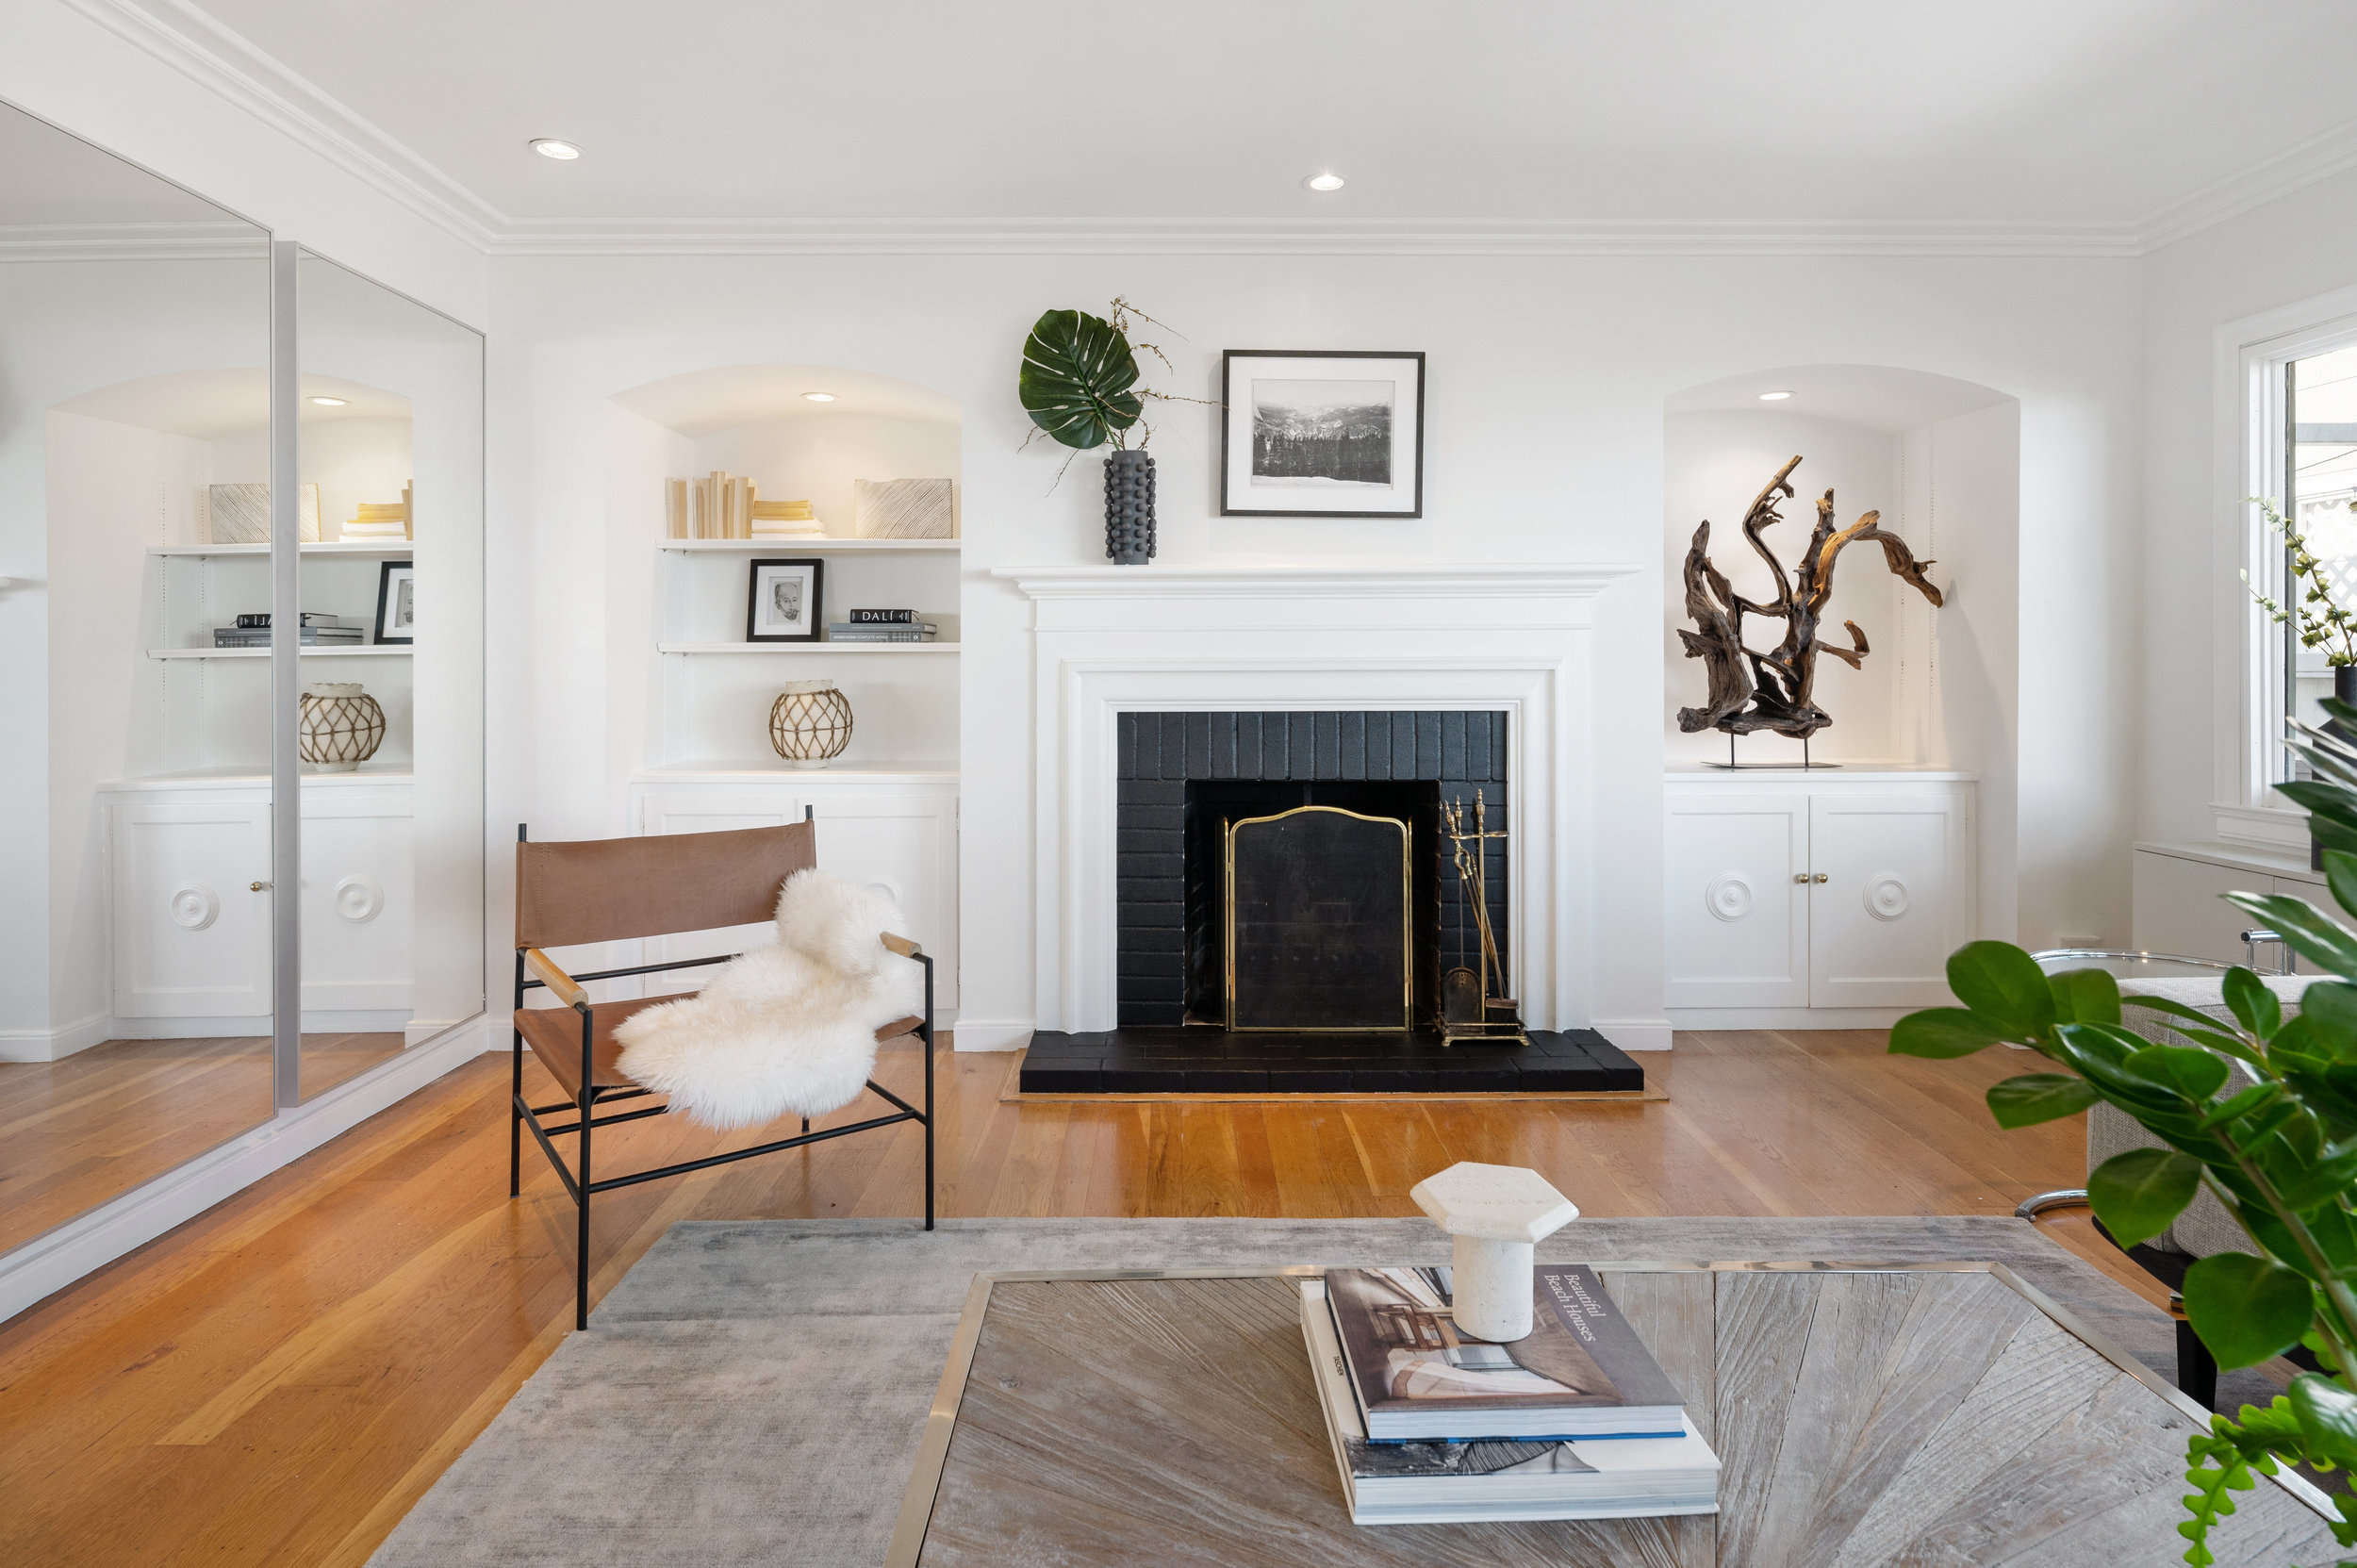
[367,1216,2196,1567]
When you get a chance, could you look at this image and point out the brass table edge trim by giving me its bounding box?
[883,1259,2336,1563]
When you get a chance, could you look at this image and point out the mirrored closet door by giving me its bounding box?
[0,102,276,1256]
[0,103,486,1266]
[293,252,483,1098]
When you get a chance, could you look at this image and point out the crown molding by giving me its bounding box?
[2134,117,2357,252]
[0,220,265,259]
[57,2,2357,264]
[488,218,2145,260]
[58,0,506,249]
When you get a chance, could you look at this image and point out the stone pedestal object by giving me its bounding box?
[1409,1161,1579,1342]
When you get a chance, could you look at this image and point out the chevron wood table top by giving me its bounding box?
[892,1264,2340,1568]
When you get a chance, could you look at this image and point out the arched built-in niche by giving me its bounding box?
[1663,365,2019,772]
[605,363,963,775]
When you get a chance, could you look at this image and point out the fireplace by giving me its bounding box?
[1117,711,1508,1031]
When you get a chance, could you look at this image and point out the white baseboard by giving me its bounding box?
[0,1013,490,1326]
[1664,1006,1914,1031]
[0,1012,114,1063]
[1591,1017,1674,1052]
[949,1018,1031,1052]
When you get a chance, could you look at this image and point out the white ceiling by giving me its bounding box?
[612,365,960,437]
[1667,366,2014,433]
[161,0,2357,240]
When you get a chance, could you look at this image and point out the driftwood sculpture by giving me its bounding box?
[1677,454,1943,740]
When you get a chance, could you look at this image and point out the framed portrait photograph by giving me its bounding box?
[373,560,415,644]
[747,557,823,642]
[1220,350,1425,518]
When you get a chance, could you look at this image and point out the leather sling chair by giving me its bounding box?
[512,814,933,1329]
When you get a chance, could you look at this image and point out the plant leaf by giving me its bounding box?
[2049,966,2122,1026]
[2184,1252,2316,1369]
[1018,308,1142,451]
[2120,1046,2233,1102]
[2089,1147,2202,1247]
[1946,941,2054,1038]
[2290,1373,2357,1469]
[2222,967,2282,1041]
[1987,1073,2098,1129]
[2297,982,2357,1054]
[1887,1007,2009,1059]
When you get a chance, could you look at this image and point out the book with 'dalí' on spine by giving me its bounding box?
[1325,1264,1688,1442]
[235,612,349,629]
[847,608,916,624]
[1299,1279,1720,1526]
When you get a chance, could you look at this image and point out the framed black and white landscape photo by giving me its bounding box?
[1220,350,1425,518]
[747,557,823,642]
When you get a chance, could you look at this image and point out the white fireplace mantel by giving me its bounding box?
[992,559,1643,1039]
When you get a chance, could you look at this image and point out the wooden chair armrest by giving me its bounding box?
[522,948,591,1015]
[881,932,925,960]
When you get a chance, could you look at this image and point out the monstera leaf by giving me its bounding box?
[1019,308,1142,450]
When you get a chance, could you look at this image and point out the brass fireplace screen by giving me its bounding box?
[1224,804,1412,1031]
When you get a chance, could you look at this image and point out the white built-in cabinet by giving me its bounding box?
[105,773,414,1028]
[1666,768,1976,1017]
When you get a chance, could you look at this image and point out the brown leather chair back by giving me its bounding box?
[516,821,817,950]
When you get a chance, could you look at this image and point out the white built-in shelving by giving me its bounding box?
[655,641,958,656]
[147,646,413,660]
[656,537,958,554]
[146,541,413,558]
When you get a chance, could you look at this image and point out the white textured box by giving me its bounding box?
[853,477,956,538]
[206,483,321,544]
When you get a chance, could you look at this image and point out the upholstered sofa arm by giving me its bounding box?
[2092,972,2311,1258]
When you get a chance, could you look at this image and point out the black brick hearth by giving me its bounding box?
[1017,1027,1644,1095]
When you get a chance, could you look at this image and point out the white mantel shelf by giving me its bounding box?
[993,563,1641,600]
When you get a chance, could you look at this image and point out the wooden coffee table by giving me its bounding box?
[886,1263,2342,1567]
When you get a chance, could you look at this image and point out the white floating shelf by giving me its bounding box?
[147,646,414,660]
[656,538,959,553]
[633,760,960,782]
[656,642,959,655]
[146,542,416,557]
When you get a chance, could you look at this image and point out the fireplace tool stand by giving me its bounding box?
[1441,791,1528,1048]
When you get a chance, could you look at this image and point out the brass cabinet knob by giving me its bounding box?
[1792,873,1809,884]
[1813,872,1829,883]
[250,881,271,892]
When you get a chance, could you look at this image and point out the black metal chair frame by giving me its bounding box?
[509,817,935,1330]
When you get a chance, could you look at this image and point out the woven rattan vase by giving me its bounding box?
[768,680,854,768]
[298,683,386,771]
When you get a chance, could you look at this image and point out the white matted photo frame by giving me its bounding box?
[373,559,415,644]
[1220,350,1425,518]
[747,557,823,642]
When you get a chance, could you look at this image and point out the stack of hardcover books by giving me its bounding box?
[827,608,938,643]
[1300,1266,1719,1525]
[213,612,363,649]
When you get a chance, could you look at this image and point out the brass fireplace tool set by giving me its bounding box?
[1441,791,1528,1047]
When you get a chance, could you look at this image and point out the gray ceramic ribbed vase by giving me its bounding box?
[1103,449,1156,565]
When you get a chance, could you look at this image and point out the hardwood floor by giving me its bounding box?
[0,1032,404,1257]
[0,1028,2163,1567]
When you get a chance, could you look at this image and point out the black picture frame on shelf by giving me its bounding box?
[747,557,823,642]
[373,559,415,644]
[1219,350,1426,519]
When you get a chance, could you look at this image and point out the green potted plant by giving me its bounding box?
[2250,495,2357,713]
[1890,698,2357,1564]
[1017,299,1182,565]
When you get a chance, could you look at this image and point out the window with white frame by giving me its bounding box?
[2282,343,2357,770]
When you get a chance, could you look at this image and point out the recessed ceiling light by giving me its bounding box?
[800,391,837,403]
[308,395,348,406]
[531,139,582,160]
[1304,172,1346,192]
[1758,389,1794,401]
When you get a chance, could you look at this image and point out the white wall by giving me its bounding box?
[693,412,960,539]
[493,249,2144,1044]
[2142,164,2357,854]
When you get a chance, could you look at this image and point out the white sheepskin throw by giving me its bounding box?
[614,869,922,1131]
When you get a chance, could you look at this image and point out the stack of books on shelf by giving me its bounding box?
[341,483,412,542]
[1300,1265,1719,1526]
[751,499,822,538]
[667,472,818,540]
[213,612,364,648]
[826,608,939,643]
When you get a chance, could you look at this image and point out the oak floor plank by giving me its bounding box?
[0,1028,2156,1566]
